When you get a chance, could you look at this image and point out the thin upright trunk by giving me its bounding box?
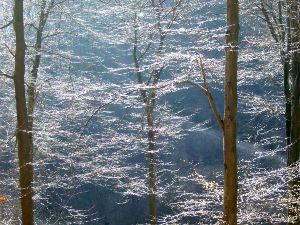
[148,150,157,225]
[287,57,300,224]
[145,3,165,220]
[288,58,300,224]
[132,16,158,224]
[259,1,292,146]
[284,2,292,146]
[287,1,300,223]
[27,0,49,150]
[142,2,165,223]
[147,104,157,225]
[284,58,292,146]
[13,0,34,224]
[145,88,158,225]
[133,13,147,103]
[287,1,300,162]
[223,0,239,224]
[131,2,179,223]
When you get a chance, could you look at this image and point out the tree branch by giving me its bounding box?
[260,0,279,42]
[4,43,15,58]
[172,59,224,132]
[0,71,14,80]
[139,59,224,132]
[0,19,13,30]
[176,79,224,132]
[197,58,224,132]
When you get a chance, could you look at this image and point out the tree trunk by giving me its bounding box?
[148,126,157,225]
[288,52,300,225]
[13,0,34,224]
[146,90,157,225]
[133,13,147,103]
[132,2,166,223]
[27,0,48,152]
[287,1,300,223]
[285,13,292,147]
[223,0,239,224]
[287,58,300,223]
[284,57,292,146]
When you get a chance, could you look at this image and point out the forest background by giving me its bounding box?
[0,0,299,224]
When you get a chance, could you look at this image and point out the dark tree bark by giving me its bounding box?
[287,2,300,223]
[13,0,34,224]
[223,0,239,224]
[259,0,292,146]
[258,1,299,222]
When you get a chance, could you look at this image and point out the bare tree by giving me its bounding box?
[13,0,34,224]
[131,1,183,223]
[257,0,299,222]
[178,0,239,223]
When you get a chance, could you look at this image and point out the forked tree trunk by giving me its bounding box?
[223,0,239,224]
[13,0,34,224]
[132,2,167,223]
